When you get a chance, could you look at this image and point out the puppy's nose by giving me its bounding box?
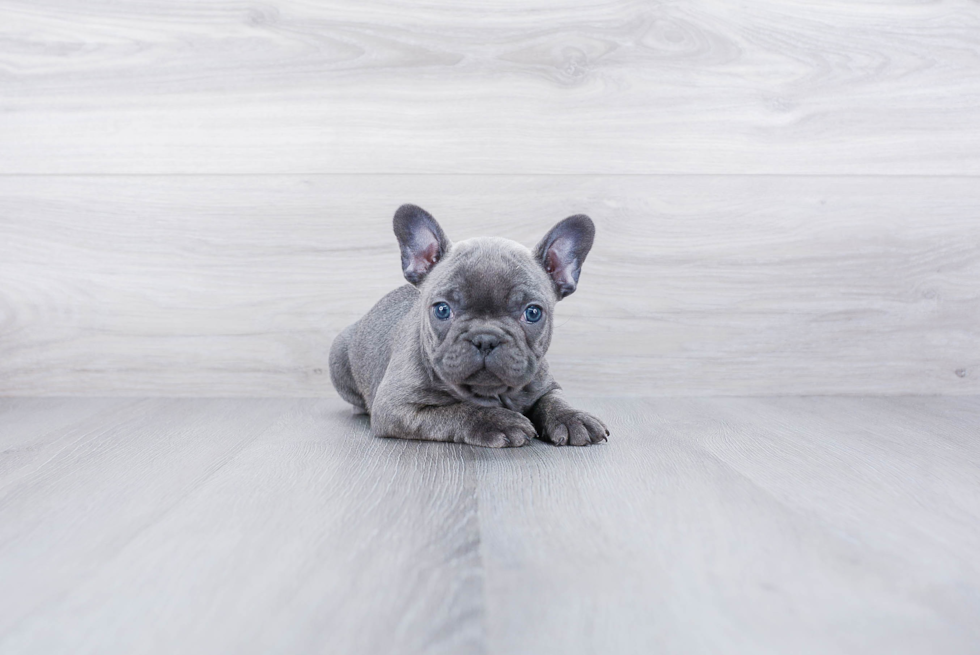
[469,333,501,355]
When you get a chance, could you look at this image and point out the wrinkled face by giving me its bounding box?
[418,238,556,404]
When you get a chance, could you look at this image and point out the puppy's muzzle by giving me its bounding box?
[469,331,501,355]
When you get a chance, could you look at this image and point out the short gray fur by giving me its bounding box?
[329,205,609,447]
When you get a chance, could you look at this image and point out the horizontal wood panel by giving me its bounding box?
[2,0,980,174]
[1,175,977,396]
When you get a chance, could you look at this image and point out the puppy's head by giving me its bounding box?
[393,204,594,405]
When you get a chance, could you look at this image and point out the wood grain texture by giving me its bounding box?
[475,395,980,655]
[1,0,980,174]
[1,395,978,654]
[0,398,483,655]
[1,175,977,396]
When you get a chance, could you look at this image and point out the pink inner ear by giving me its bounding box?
[545,242,577,295]
[407,239,440,278]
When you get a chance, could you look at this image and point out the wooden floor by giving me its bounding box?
[1,395,978,654]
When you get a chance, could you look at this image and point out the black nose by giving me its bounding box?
[470,333,501,355]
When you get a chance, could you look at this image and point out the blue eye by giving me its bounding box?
[433,302,452,320]
[524,305,543,323]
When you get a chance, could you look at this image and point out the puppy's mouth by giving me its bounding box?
[461,369,509,398]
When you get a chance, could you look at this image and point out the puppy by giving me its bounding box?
[329,204,608,447]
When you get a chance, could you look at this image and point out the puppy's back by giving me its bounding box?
[344,284,420,410]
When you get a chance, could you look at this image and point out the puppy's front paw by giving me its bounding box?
[460,407,537,448]
[541,409,609,446]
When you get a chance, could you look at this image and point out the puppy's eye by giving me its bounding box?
[433,302,452,321]
[524,305,543,323]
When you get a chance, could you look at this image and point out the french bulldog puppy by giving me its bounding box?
[329,204,609,448]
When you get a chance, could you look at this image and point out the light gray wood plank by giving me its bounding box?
[2,396,978,654]
[0,398,130,449]
[1,175,977,396]
[1,0,979,174]
[475,396,980,655]
[0,397,140,490]
[0,398,482,655]
[0,399,292,637]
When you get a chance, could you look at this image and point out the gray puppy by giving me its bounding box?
[329,204,608,448]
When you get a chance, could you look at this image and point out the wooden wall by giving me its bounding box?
[1,0,978,396]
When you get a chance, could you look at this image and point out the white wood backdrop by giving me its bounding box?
[1,0,978,395]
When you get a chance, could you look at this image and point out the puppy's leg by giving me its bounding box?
[528,389,609,446]
[372,397,536,448]
[329,324,368,413]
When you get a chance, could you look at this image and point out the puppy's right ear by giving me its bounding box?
[534,214,595,300]
[393,204,451,286]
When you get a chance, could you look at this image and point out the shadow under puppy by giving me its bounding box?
[330,204,609,448]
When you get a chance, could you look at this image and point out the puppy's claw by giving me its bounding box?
[581,415,609,444]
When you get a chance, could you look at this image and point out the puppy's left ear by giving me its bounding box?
[534,214,595,300]
[393,204,451,286]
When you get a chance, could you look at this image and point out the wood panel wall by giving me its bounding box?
[1,0,978,395]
